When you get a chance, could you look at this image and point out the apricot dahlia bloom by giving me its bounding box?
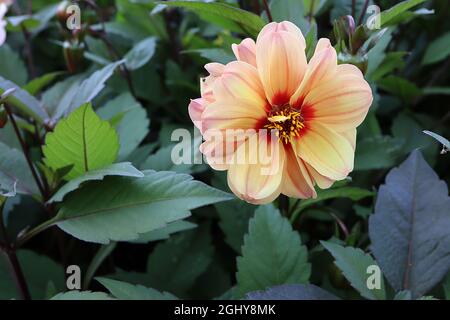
[188,21,373,204]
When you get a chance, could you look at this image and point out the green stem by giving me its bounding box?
[3,104,47,200]
[0,202,31,300]
[289,200,303,224]
[83,242,117,290]
[16,214,61,248]
[278,194,289,216]
[262,0,273,22]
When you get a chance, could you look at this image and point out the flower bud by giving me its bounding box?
[63,40,85,73]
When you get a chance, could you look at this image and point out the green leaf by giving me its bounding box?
[184,48,235,65]
[378,75,421,101]
[0,142,39,196]
[380,0,427,27]
[269,0,308,33]
[246,284,339,300]
[321,241,386,300]
[140,144,193,174]
[6,15,40,32]
[392,113,438,160]
[0,44,27,86]
[0,250,65,299]
[131,220,197,243]
[97,278,178,300]
[23,71,64,96]
[369,150,450,298]
[53,61,124,120]
[236,205,311,298]
[216,199,255,254]
[97,93,150,160]
[355,135,404,170]
[51,291,114,300]
[423,130,450,150]
[422,31,450,65]
[0,76,49,124]
[124,37,157,70]
[48,162,144,203]
[422,87,450,96]
[43,103,120,180]
[293,187,374,215]
[54,170,232,243]
[143,226,214,297]
[157,1,266,36]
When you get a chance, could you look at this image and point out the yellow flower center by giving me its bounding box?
[265,105,305,144]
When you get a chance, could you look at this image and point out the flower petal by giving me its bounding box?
[281,145,316,199]
[232,38,257,67]
[294,122,354,180]
[304,162,335,189]
[213,61,267,108]
[290,38,337,108]
[227,134,285,204]
[256,21,307,106]
[303,64,373,132]
[201,99,266,132]
[188,98,207,132]
[201,63,225,102]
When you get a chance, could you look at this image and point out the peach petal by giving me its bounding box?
[227,134,285,204]
[281,145,317,199]
[232,38,257,67]
[256,22,307,105]
[294,122,354,180]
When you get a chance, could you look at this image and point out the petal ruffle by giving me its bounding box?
[232,38,257,67]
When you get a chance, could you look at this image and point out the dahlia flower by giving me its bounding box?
[188,21,373,204]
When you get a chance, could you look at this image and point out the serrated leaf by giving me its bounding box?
[124,37,157,70]
[216,199,255,253]
[97,93,149,160]
[157,1,265,36]
[53,61,124,120]
[321,241,386,300]
[236,205,311,298]
[0,76,49,124]
[97,277,178,300]
[43,103,120,180]
[48,162,144,203]
[246,284,339,300]
[51,291,114,300]
[369,150,450,298]
[0,142,39,196]
[0,44,27,86]
[54,170,232,244]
